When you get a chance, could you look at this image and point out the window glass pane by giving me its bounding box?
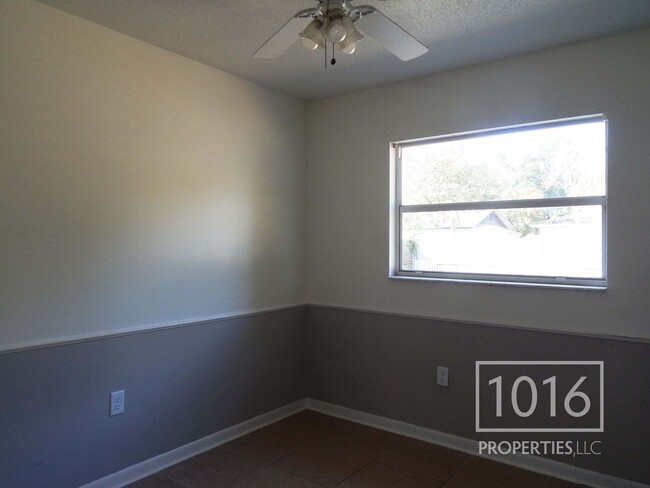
[401,206,603,279]
[401,121,606,205]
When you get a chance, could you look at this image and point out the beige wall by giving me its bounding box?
[2,0,649,347]
[0,0,307,349]
[306,29,650,339]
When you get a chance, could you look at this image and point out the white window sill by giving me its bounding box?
[388,274,607,291]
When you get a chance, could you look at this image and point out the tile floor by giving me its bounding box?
[126,410,591,488]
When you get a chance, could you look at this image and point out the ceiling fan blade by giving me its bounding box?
[253,16,312,59]
[355,9,428,61]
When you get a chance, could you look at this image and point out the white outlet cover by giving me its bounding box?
[110,390,125,416]
[437,366,449,387]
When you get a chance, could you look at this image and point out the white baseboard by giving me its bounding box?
[305,398,648,488]
[81,398,647,488]
[80,400,307,488]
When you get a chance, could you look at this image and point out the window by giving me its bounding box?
[392,116,607,288]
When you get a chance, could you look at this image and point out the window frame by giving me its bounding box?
[390,115,608,290]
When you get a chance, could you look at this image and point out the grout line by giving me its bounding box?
[333,459,375,487]
[156,472,193,488]
[459,453,473,469]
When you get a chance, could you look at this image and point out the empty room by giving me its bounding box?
[1,0,650,487]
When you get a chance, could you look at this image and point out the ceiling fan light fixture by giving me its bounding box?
[341,16,363,46]
[341,42,356,54]
[253,0,429,61]
[326,17,347,43]
[338,17,363,54]
[302,38,320,50]
[300,18,326,50]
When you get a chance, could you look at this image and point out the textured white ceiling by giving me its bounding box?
[37,0,650,100]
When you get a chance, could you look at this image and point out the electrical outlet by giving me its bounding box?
[110,390,125,416]
[437,366,449,387]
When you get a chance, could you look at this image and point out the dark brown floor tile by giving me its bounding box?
[318,422,407,459]
[395,438,468,464]
[448,456,546,488]
[445,468,502,488]
[377,439,468,482]
[545,478,592,488]
[130,414,570,488]
[274,441,373,487]
[124,473,188,488]
[161,447,265,488]
[466,456,547,487]
[233,466,322,487]
[274,410,353,440]
[223,423,313,463]
[337,461,444,488]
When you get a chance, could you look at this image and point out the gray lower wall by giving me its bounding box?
[2,304,649,486]
[0,307,306,488]
[305,305,650,485]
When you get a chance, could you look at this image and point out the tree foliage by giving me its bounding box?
[402,132,600,238]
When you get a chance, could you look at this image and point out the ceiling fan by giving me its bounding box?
[253,0,428,61]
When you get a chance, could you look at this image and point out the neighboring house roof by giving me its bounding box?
[474,209,516,231]
[440,209,516,231]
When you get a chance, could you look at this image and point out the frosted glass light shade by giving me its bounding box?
[300,19,325,49]
[327,18,347,43]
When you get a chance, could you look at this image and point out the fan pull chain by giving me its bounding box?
[324,0,336,68]
[325,0,330,69]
